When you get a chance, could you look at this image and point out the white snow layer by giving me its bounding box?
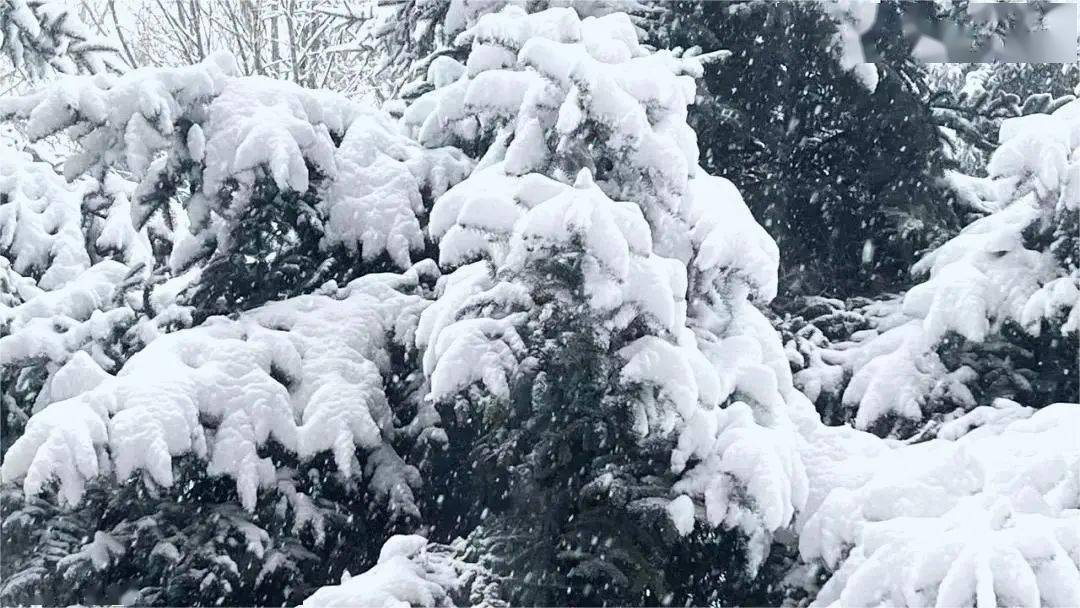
[0,143,90,289]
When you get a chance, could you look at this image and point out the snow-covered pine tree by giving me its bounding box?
[0,49,470,605]
[422,169,732,604]
[1,0,125,80]
[379,5,809,604]
[0,52,471,319]
[4,3,1075,606]
[795,98,1080,438]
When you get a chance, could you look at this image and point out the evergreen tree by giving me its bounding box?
[2,3,1077,607]
[1,268,440,604]
[398,5,808,604]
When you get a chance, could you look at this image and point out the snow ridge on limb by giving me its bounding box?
[1,269,432,513]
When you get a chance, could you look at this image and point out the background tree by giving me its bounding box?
[651,0,960,297]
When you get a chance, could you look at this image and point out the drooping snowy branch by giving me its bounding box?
[1,52,471,314]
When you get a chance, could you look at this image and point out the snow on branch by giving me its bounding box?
[1,0,126,80]
[1,269,433,512]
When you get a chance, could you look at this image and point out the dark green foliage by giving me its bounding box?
[652,1,958,296]
[183,166,346,320]
[938,324,1078,411]
[0,364,47,464]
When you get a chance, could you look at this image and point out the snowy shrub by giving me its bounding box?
[931,64,1078,175]
[2,470,328,606]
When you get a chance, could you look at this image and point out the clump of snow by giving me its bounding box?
[301,535,470,608]
[326,108,472,268]
[667,494,696,536]
[818,0,879,91]
[0,143,90,289]
[415,259,527,403]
